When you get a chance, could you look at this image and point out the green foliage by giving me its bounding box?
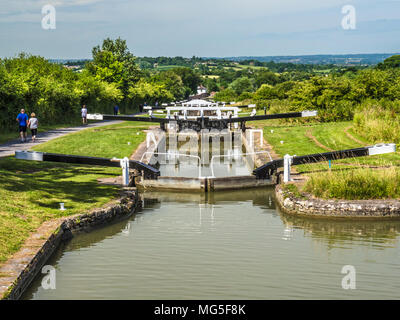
[150,71,185,101]
[203,77,219,92]
[170,67,201,94]
[304,168,400,200]
[377,55,400,70]
[353,102,400,144]
[254,70,280,87]
[87,37,141,97]
[254,84,277,100]
[128,80,174,104]
[0,54,121,130]
[229,77,254,95]
[213,88,237,102]
[0,121,147,264]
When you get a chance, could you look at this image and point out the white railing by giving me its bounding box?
[209,151,272,178]
[140,151,203,178]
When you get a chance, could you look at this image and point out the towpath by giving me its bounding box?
[0,120,122,158]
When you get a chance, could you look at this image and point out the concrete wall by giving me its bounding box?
[136,175,274,192]
[136,176,205,192]
[209,175,275,191]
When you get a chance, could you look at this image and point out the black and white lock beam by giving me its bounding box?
[15,151,160,184]
[253,143,397,180]
[87,110,318,132]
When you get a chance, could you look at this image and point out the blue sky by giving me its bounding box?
[0,0,400,58]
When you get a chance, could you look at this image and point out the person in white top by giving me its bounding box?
[28,112,38,142]
[81,105,88,125]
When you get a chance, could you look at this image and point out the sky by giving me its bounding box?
[0,0,400,58]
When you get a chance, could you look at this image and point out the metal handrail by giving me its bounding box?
[140,151,203,178]
[209,151,272,178]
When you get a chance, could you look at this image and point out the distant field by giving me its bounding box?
[155,65,184,71]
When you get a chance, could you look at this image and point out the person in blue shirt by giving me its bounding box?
[16,109,29,142]
[113,104,119,115]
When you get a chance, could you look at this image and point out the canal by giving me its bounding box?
[23,188,400,300]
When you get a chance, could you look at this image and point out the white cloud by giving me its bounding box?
[0,0,399,57]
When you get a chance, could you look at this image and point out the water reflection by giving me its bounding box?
[279,210,400,249]
[22,188,400,300]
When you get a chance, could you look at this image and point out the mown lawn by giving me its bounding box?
[0,121,149,264]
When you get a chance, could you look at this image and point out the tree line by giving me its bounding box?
[213,56,400,122]
[0,38,201,131]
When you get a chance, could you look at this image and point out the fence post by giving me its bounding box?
[120,157,130,186]
[283,154,293,183]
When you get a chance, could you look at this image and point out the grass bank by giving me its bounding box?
[0,121,149,264]
[253,120,400,200]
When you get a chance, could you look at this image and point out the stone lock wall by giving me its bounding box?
[275,184,400,219]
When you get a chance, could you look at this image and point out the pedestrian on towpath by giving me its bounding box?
[81,105,88,125]
[16,109,29,143]
[28,112,38,143]
[113,104,119,115]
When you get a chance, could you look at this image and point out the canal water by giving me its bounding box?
[156,133,258,178]
[23,188,400,300]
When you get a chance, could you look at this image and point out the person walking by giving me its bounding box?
[113,104,119,115]
[16,109,29,142]
[28,113,38,142]
[81,105,88,125]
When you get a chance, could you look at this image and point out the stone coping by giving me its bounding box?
[275,184,400,219]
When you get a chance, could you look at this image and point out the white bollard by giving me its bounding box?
[60,203,66,211]
[283,154,293,183]
[120,157,130,186]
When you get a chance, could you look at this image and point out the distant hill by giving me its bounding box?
[216,54,400,66]
[49,53,400,68]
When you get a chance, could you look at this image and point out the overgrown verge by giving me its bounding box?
[354,103,400,144]
[304,168,400,200]
[259,121,400,201]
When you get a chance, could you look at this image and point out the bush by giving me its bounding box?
[213,88,237,102]
[0,54,122,130]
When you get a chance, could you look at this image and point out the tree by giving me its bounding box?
[170,67,201,94]
[128,80,174,104]
[254,70,280,88]
[229,77,254,95]
[87,37,141,97]
[377,55,400,70]
[151,71,185,101]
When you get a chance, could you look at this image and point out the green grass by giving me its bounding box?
[0,121,149,264]
[304,167,400,200]
[155,65,185,71]
[253,120,400,199]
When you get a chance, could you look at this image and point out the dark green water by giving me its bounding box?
[23,189,400,300]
